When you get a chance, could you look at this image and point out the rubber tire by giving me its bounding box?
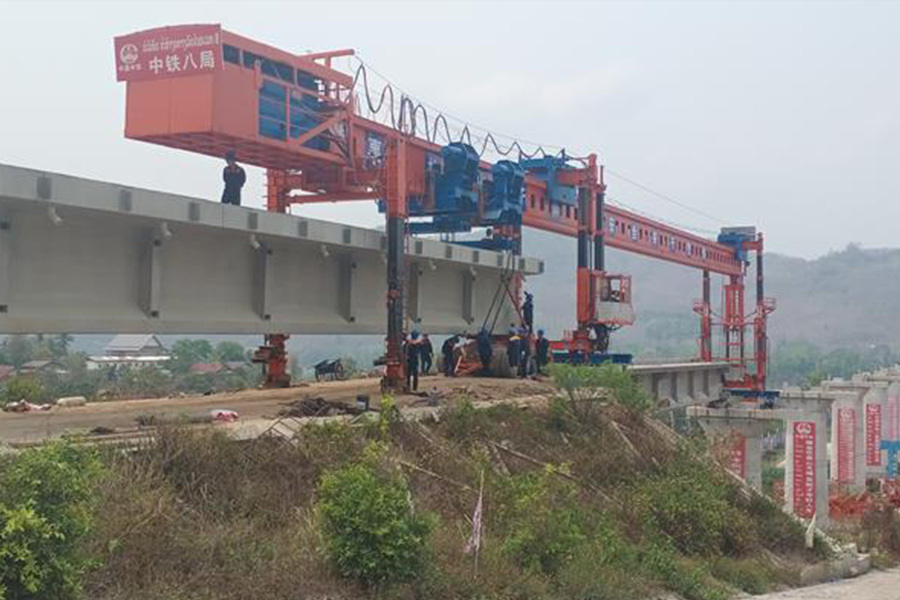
[491,353,512,378]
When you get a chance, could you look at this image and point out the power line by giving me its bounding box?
[348,55,730,232]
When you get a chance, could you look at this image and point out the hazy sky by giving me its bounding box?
[1,0,897,259]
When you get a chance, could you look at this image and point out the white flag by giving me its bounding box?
[805,512,817,549]
[465,478,484,555]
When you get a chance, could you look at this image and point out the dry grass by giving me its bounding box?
[83,399,814,600]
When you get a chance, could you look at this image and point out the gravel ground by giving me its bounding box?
[754,569,900,599]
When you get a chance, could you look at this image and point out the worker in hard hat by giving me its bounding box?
[535,329,550,375]
[221,150,246,206]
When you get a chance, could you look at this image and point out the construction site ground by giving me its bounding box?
[755,568,900,599]
[0,375,552,446]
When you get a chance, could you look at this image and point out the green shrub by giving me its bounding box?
[0,442,103,599]
[316,453,432,588]
[633,459,757,557]
[0,378,45,407]
[709,557,770,594]
[640,543,728,600]
[444,397,477,441]
[548,364,654,418]
[496,469,587,575]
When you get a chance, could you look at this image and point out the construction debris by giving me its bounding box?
[3,400,52,413]
[210,409,240,423]
[276,395,366,418]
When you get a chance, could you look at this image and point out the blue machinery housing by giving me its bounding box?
[378,143,528,246]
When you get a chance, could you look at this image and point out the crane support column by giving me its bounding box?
[754,234,769,390]
[382,139,408,392]
[594,184,605,272]
[699,269,712,362]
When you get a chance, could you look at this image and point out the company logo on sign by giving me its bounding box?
[120,44,139,65]
[795,422,813,436]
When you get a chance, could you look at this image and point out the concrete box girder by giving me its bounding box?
[0,164,541,335]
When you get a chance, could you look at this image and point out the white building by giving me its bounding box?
[87,334,170,369]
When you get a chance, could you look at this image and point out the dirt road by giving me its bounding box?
[0,376,551,445]
[756,569,900,599]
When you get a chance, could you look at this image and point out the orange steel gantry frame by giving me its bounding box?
[114,24,773,394]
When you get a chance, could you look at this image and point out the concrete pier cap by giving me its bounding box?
[687,406,785,493]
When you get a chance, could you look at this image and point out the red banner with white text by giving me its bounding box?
[792,421,816,519]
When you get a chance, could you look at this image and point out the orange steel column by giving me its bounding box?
[382,139,408,392]
[699,269,713,362]
[260,169,290,387]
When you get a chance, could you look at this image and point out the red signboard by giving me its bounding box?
[727,433,747,480]
[792,421,816,519]
[866,403,883,466]
[837,407,856,485]
[115,24,222,82]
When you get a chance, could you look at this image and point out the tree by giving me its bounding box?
[214,341,246,363]
[169,339,215,373]
[2,336,35,368]
[49,334,75,359]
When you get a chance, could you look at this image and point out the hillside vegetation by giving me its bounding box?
[0,367,828,600]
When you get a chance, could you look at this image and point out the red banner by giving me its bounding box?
[115,24,222,82]
[727,434,747,479]
[792,421,816,519]
[866,403,883,466]
[837,407,856,485]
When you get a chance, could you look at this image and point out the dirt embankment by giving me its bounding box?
[0,376,551,444]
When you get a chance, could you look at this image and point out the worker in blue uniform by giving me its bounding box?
[535,329,550,375]
[221,150,246,206]
[476,328,493,375]
[518,326,531,378]
[522,292,534,334]
[421,334,434,375]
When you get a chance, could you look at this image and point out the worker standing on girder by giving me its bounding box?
[535,329,550,375]
[522,292,534,334]
[421,334,434,375]
[221,150,246,206]
[405,331,422,391]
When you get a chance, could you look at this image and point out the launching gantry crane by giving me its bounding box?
[113,24,775,398]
